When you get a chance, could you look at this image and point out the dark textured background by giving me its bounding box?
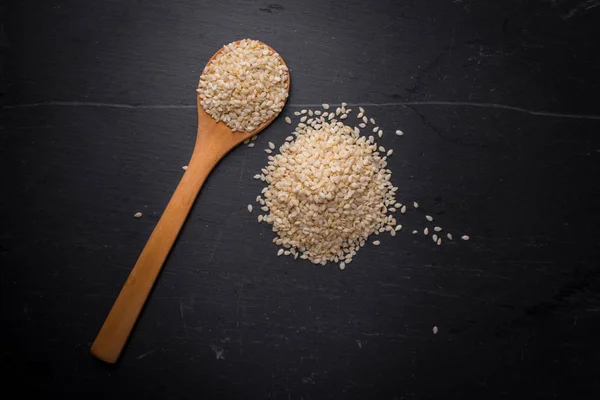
[2,0,600,398]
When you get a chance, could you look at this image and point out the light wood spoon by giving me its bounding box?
[91,41,290,363]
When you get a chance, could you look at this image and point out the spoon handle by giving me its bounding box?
[90,148,220,363]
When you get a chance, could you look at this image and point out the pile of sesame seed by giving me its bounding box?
[197,39,289,132]
[252,105,400,266]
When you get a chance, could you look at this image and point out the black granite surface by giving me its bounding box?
[2,0,600,398]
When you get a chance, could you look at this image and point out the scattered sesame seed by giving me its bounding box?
[247,204,253,212]
[424,227,429,235]
[182,165,188,170]
[370,118,376,124]
[426,215,434,222]
[401,205,407,214]
[395,130,404,136]
[362,116,368,124]
[433,326,438,335]
[432,234,438,242]
[315,110,322,115]
[447,233,453,240]
[372,240,381,246]
[412,230,418,234]
[322,103,330,109]
[437,238,442,245]
[359,107,365,113]
[309,110,314,116]
[268,142,275,149]
[277,249,284,256]
[265,148,272,154]
[243,139,250,144]
[395,225,402,231]
[413,201,419,208]
[387,149,393,156]
[339,262,346,270]
[300,116,307,122]
[253,174,261,179]
[359,123,366,128]
[247,143,255,147]
[134,212,142,218]
[461,235,470,241]
[301,109,307,114]
[258,215,263,222]
[294,111,301,116]
[378,130,383,138]
[285,116,292,124]
[434,227,442,232]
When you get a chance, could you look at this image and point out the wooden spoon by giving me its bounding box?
[91,40,290,363]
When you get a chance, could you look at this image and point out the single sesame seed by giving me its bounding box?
[322,103,330,109]
[362,116,368,124]
[258,215,263,222]
[182,165,188,170]
[308,110,314,116]
[261,206,269,212]
[432,234,438,242]
[461,235,470,241]
[247,204,253,212]
[437,238,442,245]
[285,116,292,124]
[433,326,438,335]
[447,233,453,240]
[424,227,429,235]
[314,110,322,115]
[395,225,402,231]
[357,112,364,118]
[372,240,381,246]
[413,201,419,208]
[434,227,442,232]
[370,118,376,124]
[426,215,434,222]
[412,230,418,234]
[378,131,383,138]
[277,249,284,256]
[395,130,404,136]
[268,142,275,149]
[251,135,258,141]
[359,123,366,128]
[390,229,396,237]
[300,116,307,122]
[134,212,142,218]
[243,139,250,144]
[373,126,379,133]
[253,174,261,179]
[359,107,365,113]
[387,149,393,156]
[294,111,301,116]
[265,148,272,154]
[301,109,307,114]
[285,136,294,141]
[247,143,255,147]
[401,205,407,214]
[339,262,346,270]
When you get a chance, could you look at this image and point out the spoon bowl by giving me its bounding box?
[91,40,290,363]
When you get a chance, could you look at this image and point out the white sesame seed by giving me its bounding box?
[300,116,307,122]
[359,123,366,128]
[322,103,329,109]
[265,148,272,154]
[357,112,364,118]
[247,204,253,212]
[372,240,381,246]
[339,261,346,270]
[301,109,307,114]
[401,205,407,214]
[261,206,269,212]
[426,215,434,222]
[447,233,453,240]
[437,238,442,245]
[390,229,396,237]
[413,201,419,208]
[258,215,263,222]
[247,143,255,147]
[268,142,275,149]
[277,249,284,256]
[243,139,250,144]
[434,227,442,232]
[387,149,393,156]
[308,110,314,116]
[253,174,261,179]
[314,110,322,115]
[182,165,188,170]
[395,225,402,231]
[359,107,364,113]
[433,326,438,335]
[373,126,379,133]
[294,111,301,116]
[412,230,418,234]
[134,212,142,218]
[395,130,404,136]
[335,107,341,115]
[424,227,429,235]
[285,136,294,141]
[432,234,438,241]
[362,116,368,124]
[461,235,470,241]
[377,131,383,138]
[285,116,292,124]
[378,146,385,152]
[370,118,375,124]
[251,135,258,141]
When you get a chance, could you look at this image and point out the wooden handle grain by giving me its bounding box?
[90,146,221,363]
